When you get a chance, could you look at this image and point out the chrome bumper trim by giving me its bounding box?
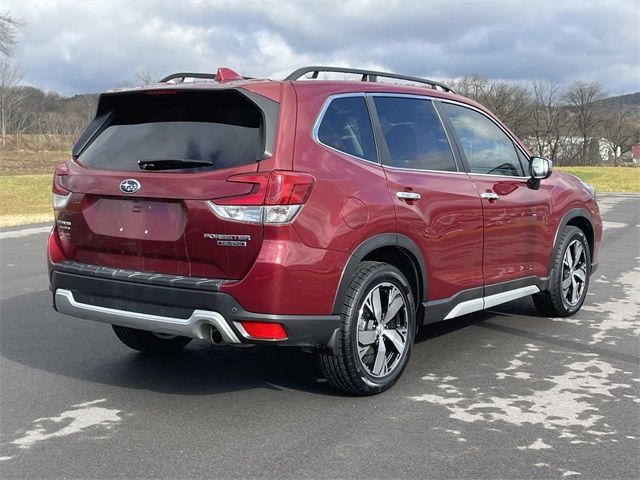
[54,288,240,343]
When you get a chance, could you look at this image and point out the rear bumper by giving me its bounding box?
[50,267,340,347]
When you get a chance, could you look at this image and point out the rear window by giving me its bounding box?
[316,96,377,162]
[77,91,264,172]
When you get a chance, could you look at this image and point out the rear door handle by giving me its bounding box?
[481,192,500,201]
[396,191,421,201]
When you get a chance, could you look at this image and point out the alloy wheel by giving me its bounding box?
[562,239,587,306]
[357,282,409,378]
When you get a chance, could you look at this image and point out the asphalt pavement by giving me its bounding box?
[1,194,638,479]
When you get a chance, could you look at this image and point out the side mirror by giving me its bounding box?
[527,156,552,189]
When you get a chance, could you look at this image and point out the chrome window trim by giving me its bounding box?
[437,98,532,178]
[367,92,438,100]
[311,93,381,165]
[468,172,530,181]
[383,165,468,175]
[367,93,462,174]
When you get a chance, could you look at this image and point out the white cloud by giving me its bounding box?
[4,0,639,95]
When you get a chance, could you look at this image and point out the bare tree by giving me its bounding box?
[451,75,533,138]
[531,81,569,164]
[12,91,36,149]
[563,81,605,164]
[482,81,533,139]
[601,97,640,165]
[0,12,23,57]
[136,69,159,87]
[0,58,23,146]
[451,75,487,100]
[79,94,98,123]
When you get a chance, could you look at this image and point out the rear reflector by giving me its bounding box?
[239,321,288,340]
[47,228,67,264]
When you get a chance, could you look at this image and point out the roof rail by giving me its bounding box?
[284,66,454,93]
[159,72,219,83]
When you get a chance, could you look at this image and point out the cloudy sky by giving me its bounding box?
[5,0,640,96]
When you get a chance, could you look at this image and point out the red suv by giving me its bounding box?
[48,66,602,395]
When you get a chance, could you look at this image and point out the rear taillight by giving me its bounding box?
[207,170,315,224]
[51,164,71,210]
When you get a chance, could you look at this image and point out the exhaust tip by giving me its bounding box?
[209,327,224,345]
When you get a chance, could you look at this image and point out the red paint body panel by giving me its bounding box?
[470,175,554,285]
[384,169,484,300]
[290,85,396,253]
[54,193,263,278]
[545,171,602,264]
[219,224,348,315]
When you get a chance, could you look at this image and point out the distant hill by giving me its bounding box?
[597,92,640,110]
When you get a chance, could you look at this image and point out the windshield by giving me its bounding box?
[77,90,264,172]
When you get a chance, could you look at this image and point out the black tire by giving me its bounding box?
[319,261,416,395]
[533,226,591,317]
[112,325,192,353]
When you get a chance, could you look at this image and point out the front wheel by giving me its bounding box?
[319,262,416,395]
[533,226,591,317]
[112,325,192,353]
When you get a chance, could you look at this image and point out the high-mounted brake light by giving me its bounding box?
[143,89,177,95]
[51,164,71,210]
[207,170,315,224]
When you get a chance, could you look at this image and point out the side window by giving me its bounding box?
[441,103,525,177]
[373,97,457,172]
[516,147,530,175]
[317,96,377,162]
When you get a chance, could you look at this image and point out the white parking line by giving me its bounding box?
[0,226,51,240]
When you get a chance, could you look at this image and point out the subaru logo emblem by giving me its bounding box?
[120,179,140,194]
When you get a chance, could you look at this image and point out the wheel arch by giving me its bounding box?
[550,208,595,277]
[331,234,426,315]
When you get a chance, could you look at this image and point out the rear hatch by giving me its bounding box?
[53,88,279,279]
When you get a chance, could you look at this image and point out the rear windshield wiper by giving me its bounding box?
[138,159,213,170]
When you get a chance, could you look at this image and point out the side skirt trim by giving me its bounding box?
[425,278,546,324]
[443,285,540,320]
[484,285,540,309]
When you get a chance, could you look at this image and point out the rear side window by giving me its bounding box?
[373,97,457,172]
[316,96,377,162]
[77,91,264,172]
[441,103,525,177]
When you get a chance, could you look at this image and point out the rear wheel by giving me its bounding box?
[112,325,192,353]
[533,226,591,317]
[319,261,416,395]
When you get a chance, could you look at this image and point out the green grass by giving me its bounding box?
[557,166,640,193]
[0,174,54,227]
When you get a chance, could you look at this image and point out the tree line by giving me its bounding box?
[451,76,639,165]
